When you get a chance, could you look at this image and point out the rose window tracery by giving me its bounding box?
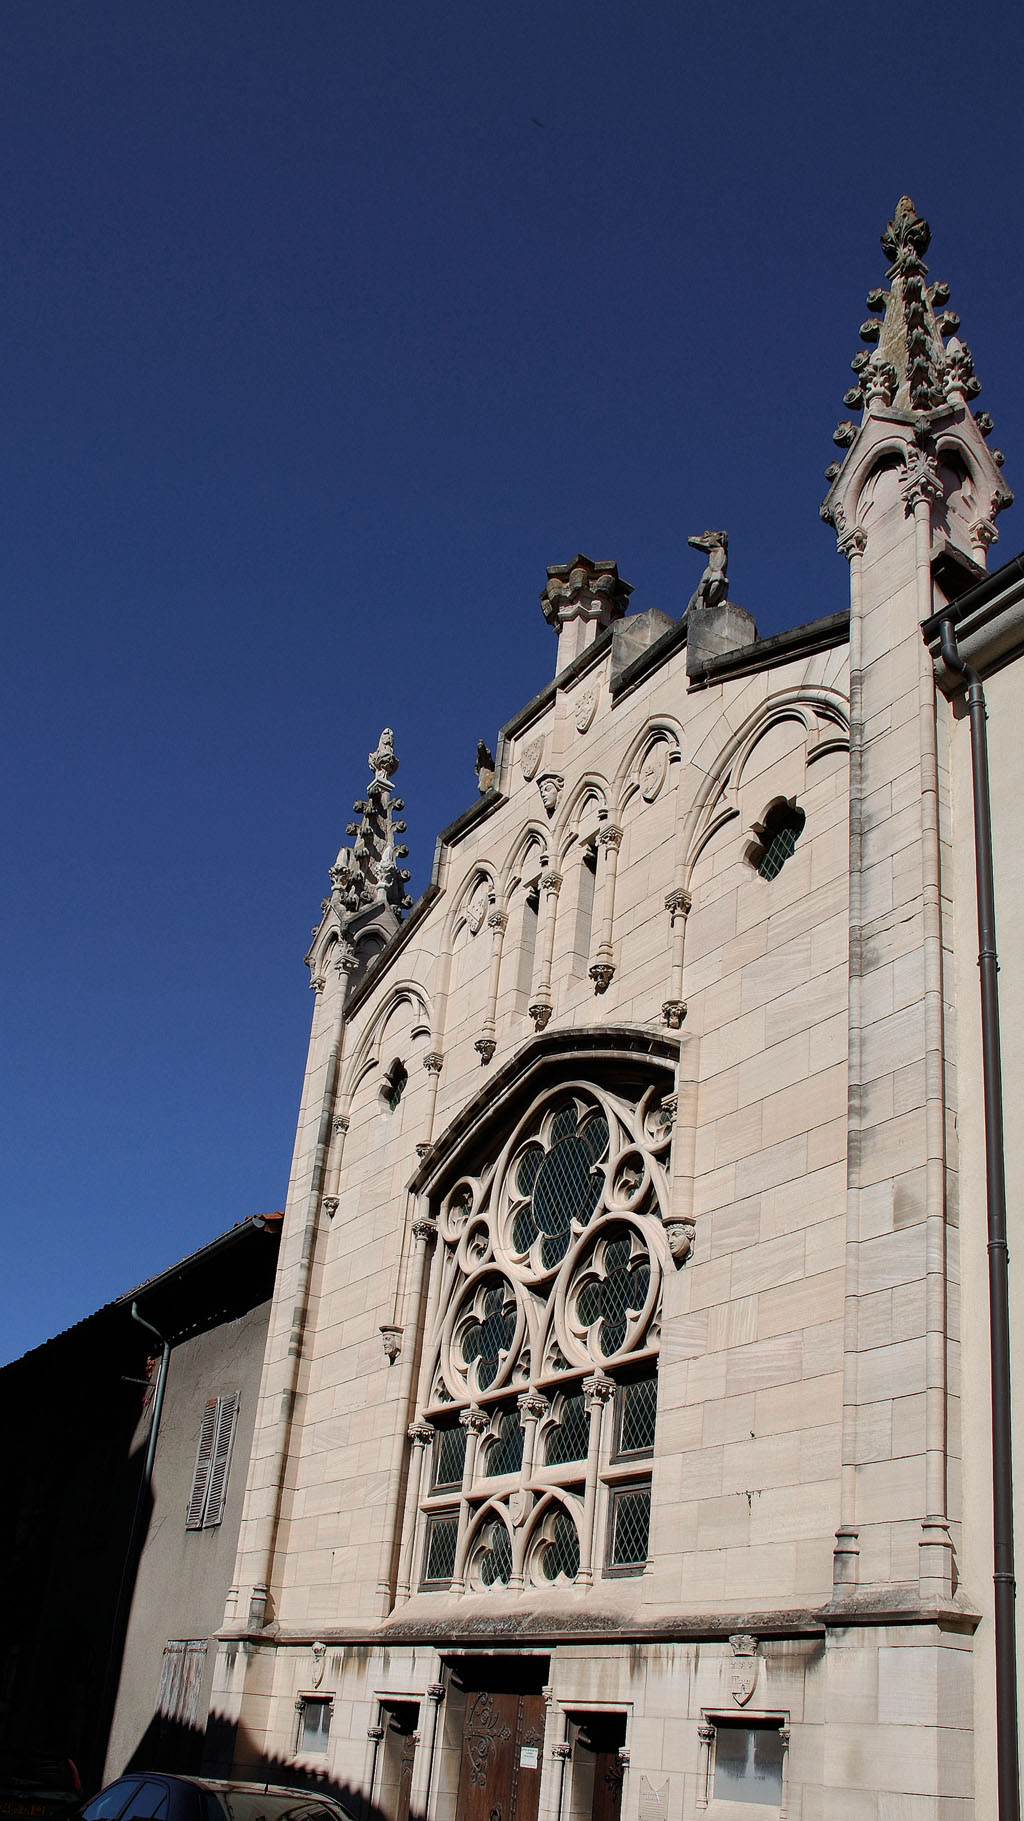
[510,1100,609,1268]
[458,1278,518,1392]
[574,1230,652,1360]
[414,1077,674,1596]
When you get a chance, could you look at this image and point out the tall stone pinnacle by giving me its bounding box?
[331,728,412,918]
[828,197,998,467]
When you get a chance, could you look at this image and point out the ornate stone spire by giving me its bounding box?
[330,728,412,917]
[304,729,412,994]
[541,554,632,671]
[827,196,1004,476]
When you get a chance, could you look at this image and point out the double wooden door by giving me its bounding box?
[454,1690,545,1821]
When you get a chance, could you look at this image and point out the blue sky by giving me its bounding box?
[4,0,1022,1363]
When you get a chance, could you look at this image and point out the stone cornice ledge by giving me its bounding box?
[217,1593,979,1649]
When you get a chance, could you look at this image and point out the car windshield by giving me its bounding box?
[212,1794,352,1821]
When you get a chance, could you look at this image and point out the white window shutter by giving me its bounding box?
[203,1392,239,1527]
[186,1398,219,1530]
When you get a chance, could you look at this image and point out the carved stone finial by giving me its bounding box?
[685,531,728,616]
[900,446,943,512]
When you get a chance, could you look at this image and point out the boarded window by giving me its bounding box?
[156,1640,208,1731]
[185,1393,239,1529]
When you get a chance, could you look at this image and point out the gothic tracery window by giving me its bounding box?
[413,1077,672,1592]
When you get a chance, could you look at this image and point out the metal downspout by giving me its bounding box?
[937,616,1020,1821]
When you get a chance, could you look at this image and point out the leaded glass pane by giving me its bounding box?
[513,1207,537,1253]
[619,1377,657,1455]
[758,825,799,880]
[479,1520,512,1585]
[424,1514,458,1583]
[516,1146,544,1196]
[434,1425,466,1488]
[541,1510,580,1581]
[577,1280,603,1327]
[533,1137,602,1235]
[579,1113,609,1162]
[551,1104,579,1144]
[610,1487,650,1567]
[462,1281,515,1389]
[545,1393,589,1465]
[540,1228,570,1269]
[486,1411,524,1477]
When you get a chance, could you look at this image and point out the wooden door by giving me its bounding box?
[455,1690,545,1821]
[589,1753,624,1821]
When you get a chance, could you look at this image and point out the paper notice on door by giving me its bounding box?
[519,1745,539,1769]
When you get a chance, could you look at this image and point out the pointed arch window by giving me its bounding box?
[410,1075,674,1594]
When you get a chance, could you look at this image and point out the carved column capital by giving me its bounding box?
[411,1215,438,1245]
[598,823,623,852]
[837,526,868,561]
[487,908,508,933]
[460,1405,489,1435]
[423,1051,444,1075]
[665,887,691,916]
[550,1742,572,1762]
[971,516,999,552]
[366,1724,385,1742]
[583,1372,616,1410]
[539,868,563,895]
[332,1113,350,1135]
[426,1681,446,1703]
[407,1421,435,1447]
[697,1724,716,1745]
[517,1392,550,1424]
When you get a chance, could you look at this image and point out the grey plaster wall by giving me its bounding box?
[105,1298,272,1779]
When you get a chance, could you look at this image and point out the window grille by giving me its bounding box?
[478,1519,513,1586]
[617,1376,657,1457]
[608,1484,650,1570]
[541,1509,580,1581]
[433,1425,466,1490]
[423,1513,458,1584]
[185,1393,239,1530]
[545,1393,589,1465]
[750,800,806,880]
[485,1411,524,1477]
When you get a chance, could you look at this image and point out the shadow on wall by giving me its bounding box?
[123,1713,390,1821]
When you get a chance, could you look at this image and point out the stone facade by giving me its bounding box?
[205,202,1020,1818]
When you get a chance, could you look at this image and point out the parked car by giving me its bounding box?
[0,1754,82,1821]
[75,1779,357,1821]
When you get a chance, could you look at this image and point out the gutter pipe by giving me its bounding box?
[936,615,1020,1821]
